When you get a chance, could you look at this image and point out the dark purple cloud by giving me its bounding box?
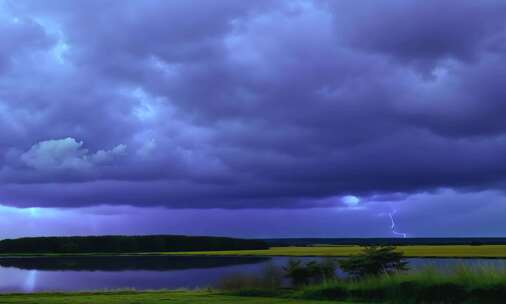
[0,0,506,217]
[332,0,506,73]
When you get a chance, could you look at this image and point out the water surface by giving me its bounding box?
[0,256,505,292]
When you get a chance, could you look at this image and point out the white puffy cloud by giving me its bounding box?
[21,137,126,171]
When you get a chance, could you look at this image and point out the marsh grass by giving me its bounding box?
[293,264,506,303]
[216,263,286,297]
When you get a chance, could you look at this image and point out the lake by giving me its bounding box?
[0,256,505,292]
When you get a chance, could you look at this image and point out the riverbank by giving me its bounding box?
[1,245,505,258]
[0,290,343,304]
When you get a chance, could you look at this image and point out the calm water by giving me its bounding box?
[0,256,505,292]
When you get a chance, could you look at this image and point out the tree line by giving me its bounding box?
[0,235,269,253]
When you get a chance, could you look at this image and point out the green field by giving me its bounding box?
[1,245,506,258]
[0,291,344,304]
[156,245,506,258]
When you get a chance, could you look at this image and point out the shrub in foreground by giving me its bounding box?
[338,245,408,278]
[283,258,337,287]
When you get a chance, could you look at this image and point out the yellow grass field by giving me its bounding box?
[157,245,506,258]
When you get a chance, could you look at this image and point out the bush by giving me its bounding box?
[283,259,310,287]
[283,258,337,287]
[338,245,408,278]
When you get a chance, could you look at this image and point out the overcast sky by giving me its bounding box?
[1,0,506,238]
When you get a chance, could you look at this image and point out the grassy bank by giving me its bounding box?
[217,264,506,303]
[290,265,506,303]
[0,290,344,304]
[158,245,506,258]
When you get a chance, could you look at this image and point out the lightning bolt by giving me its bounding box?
[388,210,407,238]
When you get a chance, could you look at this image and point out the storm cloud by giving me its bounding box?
[1,0,506,212]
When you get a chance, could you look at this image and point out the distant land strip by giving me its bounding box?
[1,236,506,258]
[0,235,268,254]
